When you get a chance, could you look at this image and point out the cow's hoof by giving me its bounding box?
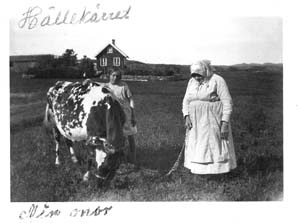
[71,156,78,163]
[55,159,60,166]
[83,172,89,182]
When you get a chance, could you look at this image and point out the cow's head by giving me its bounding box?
[86,86,126,184]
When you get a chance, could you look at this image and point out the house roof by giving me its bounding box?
[95,43,129,58]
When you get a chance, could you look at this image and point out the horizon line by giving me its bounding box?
[9,54,283,66]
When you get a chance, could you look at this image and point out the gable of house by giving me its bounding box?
[96,43,129,59]
[95,41,129,74]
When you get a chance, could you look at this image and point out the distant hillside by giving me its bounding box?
[233,63,282,67]
[126,60,189,76]
[216,63,283,73]
[126,60,283,76]
[127,60,146,65]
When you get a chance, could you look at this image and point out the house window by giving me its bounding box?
[100,58,107,66]
[107,47,113,53]
[113,57,120,66]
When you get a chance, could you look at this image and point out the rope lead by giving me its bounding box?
[164,129,189,177]
[164,141,185,176]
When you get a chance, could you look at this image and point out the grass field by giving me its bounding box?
[10,69,283,201]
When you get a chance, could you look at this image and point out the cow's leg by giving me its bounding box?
[53,127,61,166]
[65,139,78,163]
[128,135,136,165]
[83,148,95,182]
[83,158,93,182]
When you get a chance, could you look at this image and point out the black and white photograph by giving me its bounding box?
[5,0,300,221]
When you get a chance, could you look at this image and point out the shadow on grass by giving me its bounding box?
[137,145,182,174]
[237,154,283,176]
[136,145,283,178]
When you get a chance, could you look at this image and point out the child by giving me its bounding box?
[106,69,137,165]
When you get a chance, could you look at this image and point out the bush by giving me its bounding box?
[125,62,190,77]
[28,66,81,79]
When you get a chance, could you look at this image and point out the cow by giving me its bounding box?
[44,80,126,186]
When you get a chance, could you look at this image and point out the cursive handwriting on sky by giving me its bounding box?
[18,4,131,29]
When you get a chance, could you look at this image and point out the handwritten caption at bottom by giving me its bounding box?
[19,203,113,220]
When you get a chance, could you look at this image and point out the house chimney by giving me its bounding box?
[112,39,115,45]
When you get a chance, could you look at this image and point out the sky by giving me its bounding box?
[9,0,282,65]
[9,0,284,65]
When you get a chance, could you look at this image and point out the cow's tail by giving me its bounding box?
[43,101,55,133]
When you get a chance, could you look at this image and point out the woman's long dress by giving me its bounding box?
[182,75,236,174]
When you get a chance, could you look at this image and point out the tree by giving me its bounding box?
[58,49,78,67]
[79,55,95,77]
[29,49,81,78]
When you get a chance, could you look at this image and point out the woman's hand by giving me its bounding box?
[185,115,193,130]
[221,121,229,140]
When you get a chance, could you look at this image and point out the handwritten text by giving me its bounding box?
[19,203,113,220]
[18,3,131,29]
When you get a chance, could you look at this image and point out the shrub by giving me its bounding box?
[28,66,81,79]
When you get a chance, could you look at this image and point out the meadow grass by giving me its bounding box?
[10,70,283,201]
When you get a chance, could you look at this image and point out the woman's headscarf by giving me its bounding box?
[190,60,214,80]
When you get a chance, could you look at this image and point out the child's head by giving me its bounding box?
[109,69,122,84]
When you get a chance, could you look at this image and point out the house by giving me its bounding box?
[95,39,129,76]
[10,54,56,73]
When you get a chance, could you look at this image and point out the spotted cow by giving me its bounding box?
[44,81,126,185]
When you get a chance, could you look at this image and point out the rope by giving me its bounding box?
[164,129,189,177]
[164,141,185,176]
[93,129,189,180]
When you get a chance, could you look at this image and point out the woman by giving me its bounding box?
[106,69,137,165]
[182,60,236,174]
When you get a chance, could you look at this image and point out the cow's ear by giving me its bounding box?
[102,87,110,94]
